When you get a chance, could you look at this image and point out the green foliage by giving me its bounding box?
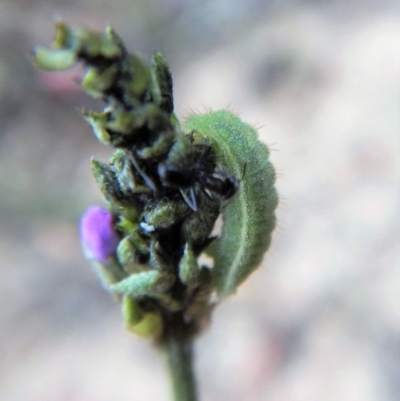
[34,23,278,342]
[185,111,278,297]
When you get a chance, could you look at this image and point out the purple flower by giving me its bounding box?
[80,206,120,263]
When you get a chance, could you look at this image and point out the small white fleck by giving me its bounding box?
[140,222,155,232]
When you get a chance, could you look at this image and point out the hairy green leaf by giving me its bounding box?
[185,110,278,297]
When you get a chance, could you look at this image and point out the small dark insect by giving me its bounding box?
[198,169,239,201]
[158,163,239,211]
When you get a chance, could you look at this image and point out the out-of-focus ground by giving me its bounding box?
[0,1,399,400]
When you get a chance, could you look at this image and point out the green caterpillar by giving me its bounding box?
[185,110,278,297]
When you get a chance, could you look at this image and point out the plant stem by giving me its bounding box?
[164,313,198,401]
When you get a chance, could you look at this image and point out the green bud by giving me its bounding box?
[148,241,175,273]
[98,26,124,59]
[83,111,111,145]
[129,230,150,254]
[111,150,152,195]
[56,22,122,60]
[185,267,214,324]
[105,108,146,134]
[129,312,163,338]
[152,51,174,113]
[33,47,75,71]
[117,237,148,275]
[53,21,71,49]
[115,219,148,252]
[125,53,151,102]
[122,295,144,325]
[178,244,200,286]
[115,216,139,236]
[110,270,175,298]
[144,197,190,228]
[123,296,163,338]
[82,64,119,98]
[91,158,123,201]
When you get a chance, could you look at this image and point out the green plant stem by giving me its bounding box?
[164,313,198,401]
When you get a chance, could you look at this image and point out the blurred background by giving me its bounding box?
[0,1,399,400]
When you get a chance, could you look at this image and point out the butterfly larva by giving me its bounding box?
[185,110,278,297]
